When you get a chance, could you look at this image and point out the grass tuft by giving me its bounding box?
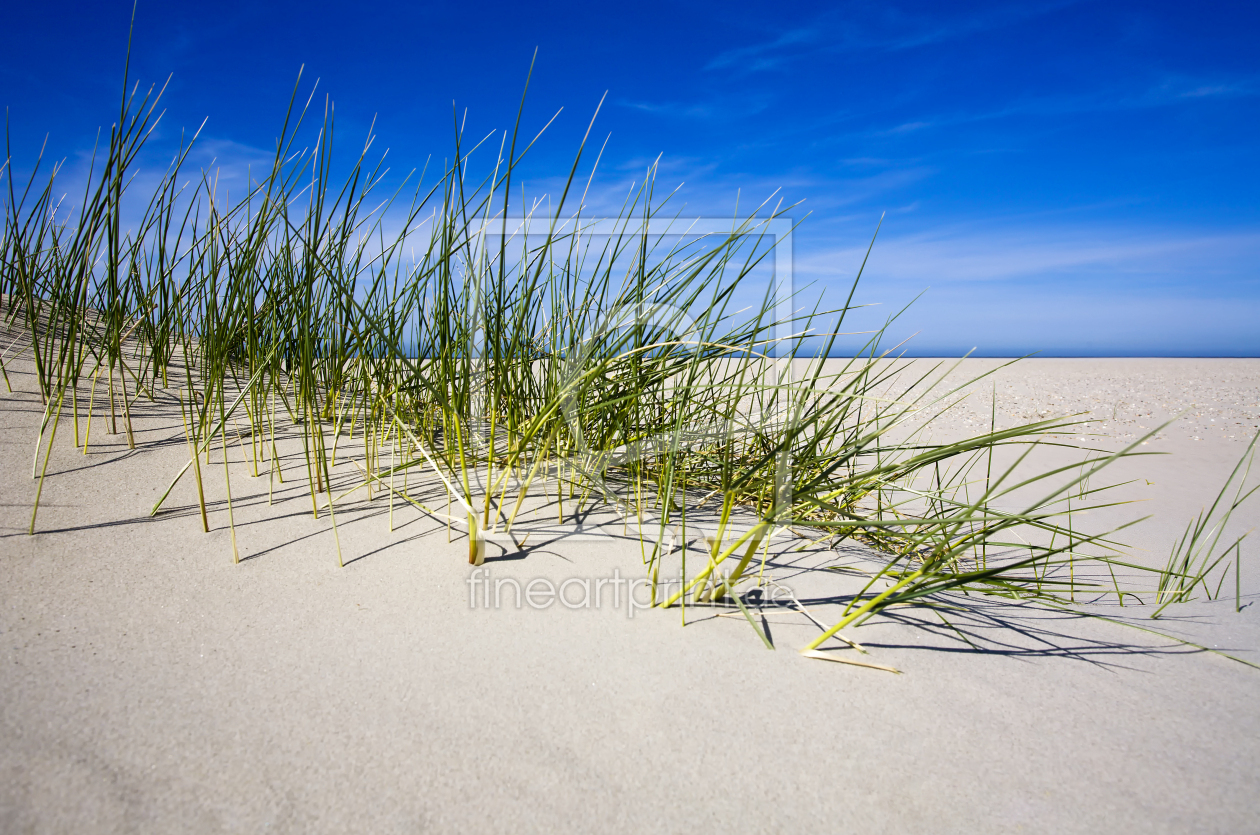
[2,58,1256,669]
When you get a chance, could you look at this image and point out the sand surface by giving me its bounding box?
[2,356,1258,833]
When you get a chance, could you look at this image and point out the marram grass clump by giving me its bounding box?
[2,64,1255,669]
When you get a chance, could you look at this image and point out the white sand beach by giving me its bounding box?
[2,356,1258,834]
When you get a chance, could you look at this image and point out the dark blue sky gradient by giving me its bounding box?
[2,1,1257,355]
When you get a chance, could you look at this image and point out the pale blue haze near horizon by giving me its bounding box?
[1,1,1256,356]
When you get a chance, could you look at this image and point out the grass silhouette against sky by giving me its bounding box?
[1,0,1256,355]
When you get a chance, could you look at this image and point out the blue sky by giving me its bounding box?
[2,1,1257,355]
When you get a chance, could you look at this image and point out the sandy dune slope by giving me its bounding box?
[1,357,1257,834]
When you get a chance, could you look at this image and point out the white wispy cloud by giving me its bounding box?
[704,28,819,72]
[796,223,1260,286]
[704,1,1079,75]
[1146,75,1257,103]
[615,94,772,121]
[834,70,1260,143]
[797,221,1260,355]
